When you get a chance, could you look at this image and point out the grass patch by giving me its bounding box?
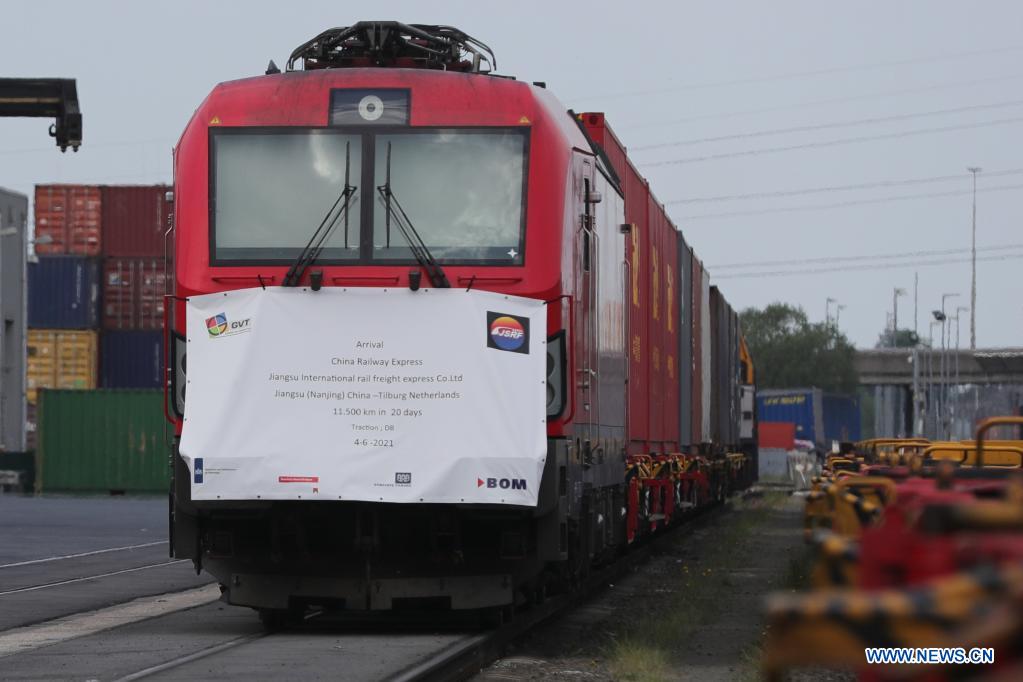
[609,641,672,682]
[608,491,792,681]
[737,642,763,682]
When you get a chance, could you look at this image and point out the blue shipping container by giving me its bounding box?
[822,393,861,443]
[28,256,100,329]
[757,388,861,447]
[756,389,822,444]
[100,330,164,388]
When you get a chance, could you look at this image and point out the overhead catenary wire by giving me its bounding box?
[676,183,1023,221]
[568,44,1023,102]
[668,168,1023,205]
[617,72,1023,131]
[712,253,1023,280]
[710,243,1023,270]
[642,116,1023,167]
[0,137,175,156]
[630,99,1023,151]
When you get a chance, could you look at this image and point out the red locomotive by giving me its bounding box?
[166,22,756,625]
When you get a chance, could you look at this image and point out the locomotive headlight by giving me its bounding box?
[546,332,566,418]
[357,95,385,121]
[330,89,409,126]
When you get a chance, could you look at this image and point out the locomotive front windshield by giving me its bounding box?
[212,131,363,263]
[211,127,527,265]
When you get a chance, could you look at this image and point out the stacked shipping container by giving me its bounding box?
[27,256,101,328]
[582,114,745,454]
[34,185,102,255]
[99,186,170,394]
[26,330,97,404]
[27,184,169,488]
[27,185,170,415]
[26,253,100,410]
[36,389,169,493]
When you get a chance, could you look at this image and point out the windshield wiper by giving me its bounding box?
[283,141,358,287]
[376,142,450,288]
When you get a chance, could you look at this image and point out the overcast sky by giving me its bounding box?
[2,1,1020,349]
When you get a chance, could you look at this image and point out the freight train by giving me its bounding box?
[166,22,756,625]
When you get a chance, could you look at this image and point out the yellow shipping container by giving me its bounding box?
[27,330,98,404]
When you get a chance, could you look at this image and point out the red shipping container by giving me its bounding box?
[103,258,169,330]
[624,168,650,452]
[34,185,102,255]
[580,113,692,454]
[101,186,173,257]
[646,194,666,449]
[577,113,627,185]
[759,422,796,450]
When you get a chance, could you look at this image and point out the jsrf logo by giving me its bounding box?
[205,313,252,338]
[486,312,529,354]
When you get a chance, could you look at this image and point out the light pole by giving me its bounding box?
[892,287,906,346]
[928,320,941,438]
[955,305,969,437]
[914,272,919,338]
[939,294,959,437]
[968,167,981,350]
[826,297,837,325]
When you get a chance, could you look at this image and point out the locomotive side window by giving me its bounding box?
[372,129,527,264]
[211,131,362,264]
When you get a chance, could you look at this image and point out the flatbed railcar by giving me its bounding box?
[166,21,756,623]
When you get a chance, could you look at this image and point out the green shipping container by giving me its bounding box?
[36,389,170,493]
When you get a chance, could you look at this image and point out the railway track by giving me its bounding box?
[0,495,731,680]
[389,501,729,681]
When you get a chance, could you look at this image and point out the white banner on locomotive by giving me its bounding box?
[179,287,547,505]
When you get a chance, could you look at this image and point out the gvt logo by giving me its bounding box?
[205,314,227,337]
[477,476,528,490]
[206,313,252,338]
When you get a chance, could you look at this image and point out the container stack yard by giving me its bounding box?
[26,184,170,488]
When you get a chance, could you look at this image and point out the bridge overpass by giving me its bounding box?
[856,347,1023,385]
[854,347,1023,439]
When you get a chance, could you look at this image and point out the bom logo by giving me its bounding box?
[205,313,252,338]
[486,312,529,354]
[477,476,528,490]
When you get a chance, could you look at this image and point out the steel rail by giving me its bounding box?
[0,560,188,597]
[0,541,166,570]
[109,609,325,681]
